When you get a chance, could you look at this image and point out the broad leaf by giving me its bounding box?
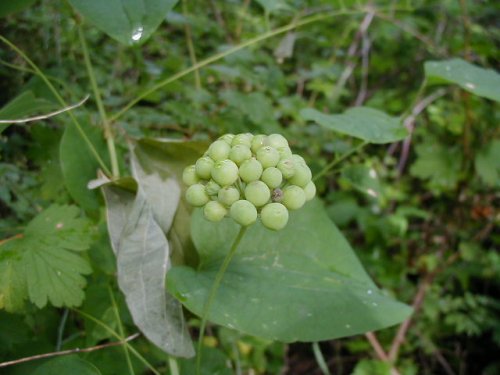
[0,205,92,309]
[342,165,381,200]
[475,139,500,187]
[301,107,408,144]
[32,356,102,375]
[425,58,500,102]
[102,154,195,357]
[0,249,27,312]
[167,199,412,342]
[60,117,108,215]
[68,0,178,45]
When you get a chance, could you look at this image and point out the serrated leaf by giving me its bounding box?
[68,0,178,45]
[425,58,500,102]
[60,117,109,214]
[410,141,462,193]
[32,356,102,375]
[0,205,93,309]
[475,139,500,187]
[167,199,412,342]
[301,107,408,144]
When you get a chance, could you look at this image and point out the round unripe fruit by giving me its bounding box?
[277,158,295,179]
[261,203,289,231]
[232,133,253,147]
[195,157,214,179]
[204,201,228,222]
[277,146,293,159]
[182,165,199,186]
[218,133,235,145]
[211,159,239,186]
[239,158,263,182]
[218,186,240,206]
[229,144,252,165]
[205,180,221,196]
[289,164,312,187]
[256,146,280,168]
[244,181,271,207]
[267,134,289,149]
[304,181,316,201]
[261,167,282,189]
[230,200,257,226]
[208,140,231,161]
[282,185,306,210]
[291,154,306,167]
[185,184,210,207]
[251,134,267,153]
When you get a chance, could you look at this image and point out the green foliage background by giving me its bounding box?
[0,0,499,374]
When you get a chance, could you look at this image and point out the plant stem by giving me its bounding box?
[0,35,112,176]
[182,0,202,90]
[110,7,412,122]
[313,141,368,182]
[312,342,331,375]
[78,26,120,178]
[167,356,180,375]
[196,225,248,375]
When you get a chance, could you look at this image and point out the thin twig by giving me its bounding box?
[365,332,401,375]
[354,29,371,105]
[0,95,89,124]
[397,89,447,175]
[0,333,140,368]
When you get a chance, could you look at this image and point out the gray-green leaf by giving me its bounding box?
[68,0,178,45]
[301,107,408,144]
[424,58,500,102]
[167,199,412,342]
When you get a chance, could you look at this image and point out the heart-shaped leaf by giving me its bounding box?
[167,199,412,342]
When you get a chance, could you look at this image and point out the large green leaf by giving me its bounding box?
[301,107,408,144]
[68,0,178,45]
[32,356,102,375]
[167,199,412,342]
[60,117,108,214]
[475,139,500,187]
[424,58,500,102]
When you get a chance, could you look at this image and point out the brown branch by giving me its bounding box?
[0,233,24,246]
[0,333,140,368]
[365,332,401,375]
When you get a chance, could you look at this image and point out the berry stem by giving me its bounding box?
[313,141,368,182]
[196,225,248,375]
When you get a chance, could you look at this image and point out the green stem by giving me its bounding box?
[182,0,202,90]
[196,225,248,375]
[312,342,331,375]
[167,356,180,375]
[313,141,368,182]
[73,308,160,375]
[108,287,135,375]
[78,26,120,178]
[0,35,112,176]
[110,7,413,122]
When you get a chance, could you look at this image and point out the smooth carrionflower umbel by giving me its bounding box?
[183,133,315,231]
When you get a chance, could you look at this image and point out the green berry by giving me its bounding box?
[185,184,210,207]
[244,180,271,207]
[195,156,214,179]
[256,146,280,168]
[304,181,316,201]
[205,180,221,196]
[267,134,289,149]
[288,164,312,187]
[251,134,267,153]
[277,146,293,159]
[230,200,257,226]
[211,159,239,186]
[282,185,306,210]
[208,140,231,161]
[229,144,252,165]
[218,186,240,206]
[291,154,306,167]
[261,167,283,188]
[182,165,199,186]
[204,201,228,222]
[277,158,296,179]
[261,203,289,231]
[232,133,253,147]
[218,133,235,145]
[239,158,263,182]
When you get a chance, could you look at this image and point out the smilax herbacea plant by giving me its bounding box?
[183,133,316,230]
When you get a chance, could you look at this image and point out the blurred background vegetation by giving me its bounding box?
[0,0,499,374]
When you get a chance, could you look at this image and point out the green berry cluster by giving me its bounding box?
[183,133,316,231]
